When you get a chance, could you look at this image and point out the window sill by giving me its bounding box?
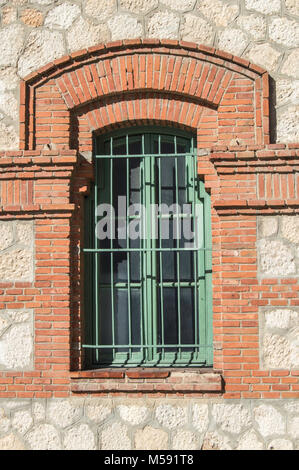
[70,368,223,394]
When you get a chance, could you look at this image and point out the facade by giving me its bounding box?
[0,0,298,450]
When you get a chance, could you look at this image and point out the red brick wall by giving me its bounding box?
[0,40,298,399]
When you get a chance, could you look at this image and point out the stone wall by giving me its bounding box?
[257,216,299,371]
[0,0,298,150]
[0,221,34,371]
[0,397,298,450]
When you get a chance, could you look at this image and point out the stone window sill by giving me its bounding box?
[70,368,223,394]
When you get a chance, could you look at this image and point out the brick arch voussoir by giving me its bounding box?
[20,39,270,150]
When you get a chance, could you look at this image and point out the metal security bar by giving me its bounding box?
[83,129,212,368]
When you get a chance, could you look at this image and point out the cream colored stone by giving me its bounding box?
[246,43,281,72]
[269,17,299,47]
[0,248,33,281]
[258,239,296,276]
[237,14,267,40]
[85,403,112,423]
[0,90,18,120]
[21,9,43,27]
[1,6,17,25]
[260,217,279,237]
[32,402,46,422]
[16,222,33,246]
[285,0,299,16]
[18,29,65,78]
[148,11,180,39]
[289,415,299,438]
[7,310,31,324]
[0,122,18,150]
[192,403,209,433]
[263,333,291,368]
[277,105,299,143]
[119,0,158,14]
[85,0,116,21]
[281,216,299,244]
[0,316,10,337]
[101,423,131,450]
[265,309,299,329]
[0,24,24,67]
[135,426,168,450]
[268,438,293,450]
[45,3,80,29]
[0,433,25,450]
[181,15,214,45]
[155,404,187,429]
[12,410,33,435]
[173,430,199,450]
[202,431,232,450]
[4,400,30,409]
[245,0,281,14]
[63,424,96,450]
[284,401,299,413]
[26,424,61,450]
[218,28,249,56]
[0,408,10,434]
[290,330,299,366]
[0,323,33,370]
[276,79,299,106]
[161,0,196,11]
[0,67,19,91]
[212,404,251,434]
[281,49,299,78]
[118,405,149,425]
[34,0,55,4]
[237,430,264,450]
[197,0,239,27]
[48,400,82,428]
[67,17,110,52]
[108,13,143,40]
[0,223,14,251]
[254,405,286,437]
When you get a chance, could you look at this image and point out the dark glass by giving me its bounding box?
[157,287,195,353]
[129,135,143,155]
[98,288,141,357]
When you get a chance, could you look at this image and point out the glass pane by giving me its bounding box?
[159,222,193,281]
[98,288,141,356]
[157,287,195,353]
[129,158,142,205]
[129,135,143,155]
[113,136,126,155]
[180,287,195,351]
[159,157,185,206]
[177,136,192,153]
[159,287,177,351]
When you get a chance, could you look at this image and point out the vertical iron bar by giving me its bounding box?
[158,145,165,362]
[110,137,115,361]
[126,152,132,356]
[94,140,99,364]
[192,152,198,359]
[175,155,181,361]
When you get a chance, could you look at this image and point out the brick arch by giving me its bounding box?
[20,39,270,151]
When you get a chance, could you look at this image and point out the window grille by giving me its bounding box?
[83,128,212,367]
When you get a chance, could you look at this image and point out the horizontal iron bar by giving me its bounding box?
[96,153,197,159]
[83,344,213,349]
[98,282,200,288]
[83,248,212,252]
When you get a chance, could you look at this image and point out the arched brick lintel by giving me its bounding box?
[19,39,270,151]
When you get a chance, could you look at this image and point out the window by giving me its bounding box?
[83,127,212,368]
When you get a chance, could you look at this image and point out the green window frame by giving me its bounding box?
[83,127,212,368]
